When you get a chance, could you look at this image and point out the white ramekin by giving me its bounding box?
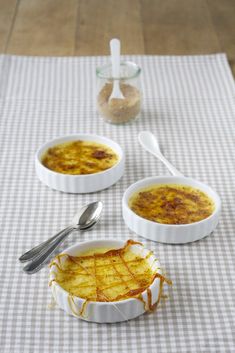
[35,134,125,193]
[49,239,163,323]
[122,176,221,244]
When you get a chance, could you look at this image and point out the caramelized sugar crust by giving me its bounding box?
[50,240,171,305]
[42,140,119,175]
[129,184,215,225]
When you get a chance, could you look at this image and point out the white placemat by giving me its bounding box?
[0,53,234,353]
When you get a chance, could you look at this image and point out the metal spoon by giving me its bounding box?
[20,201,103,274]
[138,131,184,177]
[19,201,102,263]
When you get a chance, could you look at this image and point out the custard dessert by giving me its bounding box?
[129,184,215,225]
[49,240,171,306]
[41,140,119,175]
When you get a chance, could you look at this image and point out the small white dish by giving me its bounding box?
[35,133,125,193]
[122,176,221,244]
[49,239,164,323]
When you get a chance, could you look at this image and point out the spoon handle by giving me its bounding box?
[23,226,75,274]
[109,39,124,100]
[110,38,121,78]
[153,153,184,177]
[19,227,71,263]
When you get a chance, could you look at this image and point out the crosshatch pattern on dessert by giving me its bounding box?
[0,54,234,352]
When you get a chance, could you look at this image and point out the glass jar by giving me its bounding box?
[96,61,142,124]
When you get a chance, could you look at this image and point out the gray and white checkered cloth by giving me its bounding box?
[0,53,234,353]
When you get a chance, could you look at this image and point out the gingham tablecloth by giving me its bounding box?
[0,53,234,353]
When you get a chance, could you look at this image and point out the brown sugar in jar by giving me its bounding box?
[97,82,141,124]
[96,61,142,124]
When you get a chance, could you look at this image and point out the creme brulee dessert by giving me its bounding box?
[129,184,215,225]
[41,140,119,175]
[49,240,171,308]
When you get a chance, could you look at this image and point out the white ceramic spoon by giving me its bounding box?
[138,131,184,177]
[109,38,124,101]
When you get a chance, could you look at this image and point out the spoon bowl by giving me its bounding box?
[74,201,103,229]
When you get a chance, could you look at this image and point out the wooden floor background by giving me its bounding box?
[0,0,235,75]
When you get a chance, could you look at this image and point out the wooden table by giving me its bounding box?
[0,0,235,75]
